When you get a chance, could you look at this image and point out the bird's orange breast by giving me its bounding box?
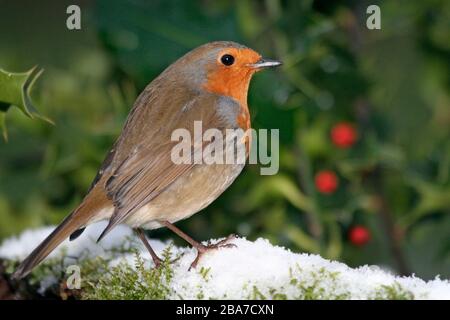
[204,71,253,131]
[202,47,260,131]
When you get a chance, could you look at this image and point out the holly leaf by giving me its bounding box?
[0,66,53,140]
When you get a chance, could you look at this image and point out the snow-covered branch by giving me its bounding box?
[1,222,449,300]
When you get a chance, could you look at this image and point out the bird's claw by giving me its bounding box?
[189,234,238,270]
[152,254,182,269]
[153,259,162,269]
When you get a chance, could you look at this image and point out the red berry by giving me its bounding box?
[331,122,357,148]
[315,170,339,194]
[348,225,371,246]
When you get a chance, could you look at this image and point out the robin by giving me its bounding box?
[12,41,281,279]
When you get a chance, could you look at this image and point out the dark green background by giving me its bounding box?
[0,0,449,279]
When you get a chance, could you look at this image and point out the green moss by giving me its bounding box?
[2,237,180,299]
[3,242,421,300]
[285,265,351,300]
[372,282,414,300]
[196,290,205,299]
[250,285,267,299]
[199,267,211,281]
[82,246,174,300]
[269,289,287,300]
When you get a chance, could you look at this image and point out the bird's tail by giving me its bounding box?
[11,211,88,280]
[11,184,111,280]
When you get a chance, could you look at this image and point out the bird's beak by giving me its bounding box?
[249,58,282,69]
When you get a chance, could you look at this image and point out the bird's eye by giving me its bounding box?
[220,54,235,66]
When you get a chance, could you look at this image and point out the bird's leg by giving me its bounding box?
[134,228,163,268]
[160,221,236,270]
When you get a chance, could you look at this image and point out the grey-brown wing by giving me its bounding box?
[97,91,235,241]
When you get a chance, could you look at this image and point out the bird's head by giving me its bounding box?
[166,41,282,105]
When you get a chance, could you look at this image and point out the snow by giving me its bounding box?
[1,222,449,300]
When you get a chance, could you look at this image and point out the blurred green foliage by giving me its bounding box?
[0,0,449,279]
[0,67,52,140]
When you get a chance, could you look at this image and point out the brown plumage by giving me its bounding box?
[13,41,281,279]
